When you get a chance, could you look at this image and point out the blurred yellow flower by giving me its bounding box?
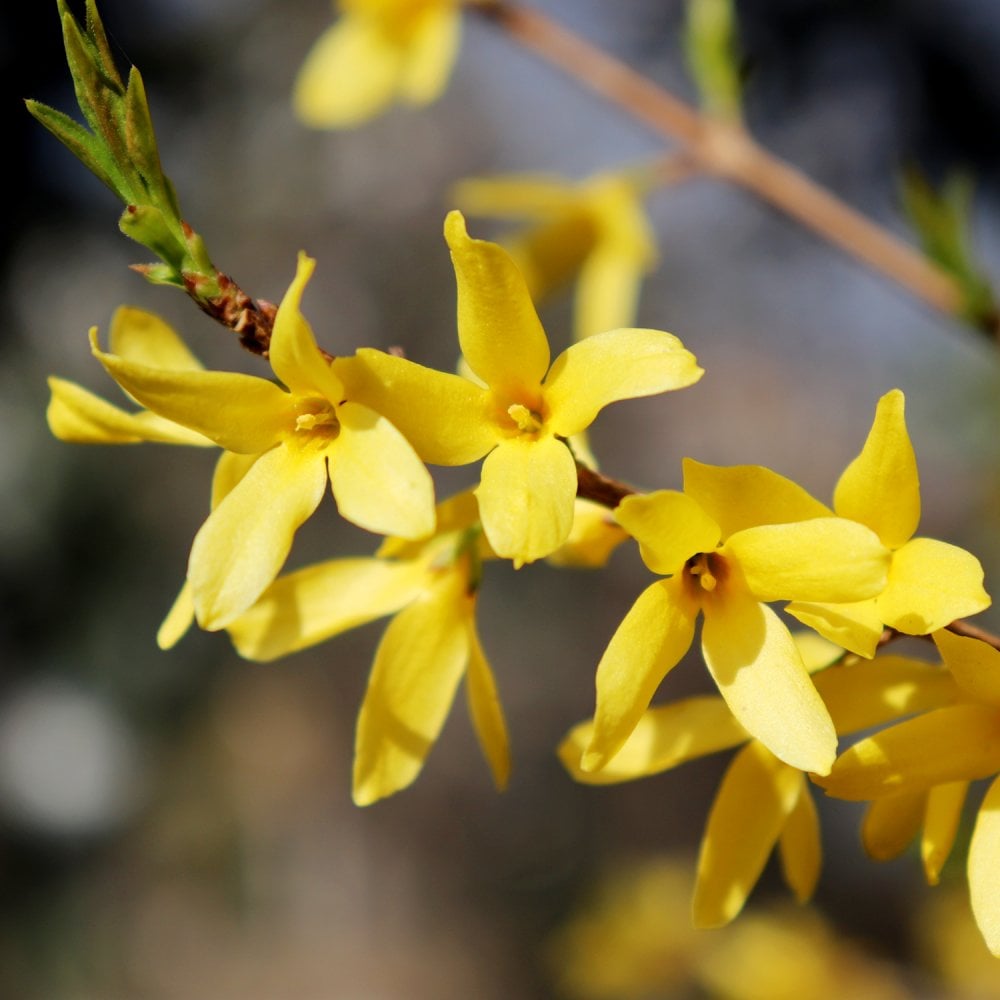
[294,0,462,128]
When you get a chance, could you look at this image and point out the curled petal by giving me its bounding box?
[934,628,1000,708]
[465,610,511,791]
[968,774,1000,955]
[861,790,925,861]
[922,781,969,885]
[778,782,821,903]
[544,328,703,438]
[545,499,629,569]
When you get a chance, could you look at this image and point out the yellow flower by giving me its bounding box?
[561,647,957,926]
[227,490,509,805]
[452,170,658,341]
[337,210,703,566]
[820,628,1000,956]
[294,0,462,129]
[88,254,435,630]
[581,460,891,776]
[787,389,990,655]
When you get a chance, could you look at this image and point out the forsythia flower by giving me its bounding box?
[337,210,703,566]
[452,170,658,341]
[294,0,462,128]
[582,460,891,776]
[560,647,959,926]
[86,254,435,629]
[820,628,1000,956]
[787,389,990,655]
[227,491,509,806]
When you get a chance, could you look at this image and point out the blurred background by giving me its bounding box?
[5,1,1000,996]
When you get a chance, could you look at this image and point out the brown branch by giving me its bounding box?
[475,1,965,320]
[877,622,1000,655]
[575,463,634,509]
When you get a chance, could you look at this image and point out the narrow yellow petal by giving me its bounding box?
[475,436,577,565]
[861,790,925,860]
[559,695,746,784]
[210,451,260,508]
[583,577,699,771]
[572,247,646,341]
[778,780,821,903]
[398,3,460,104]
[157,581,195,651]
[464,608,511,791]
[879,537,990,635]
[820,704,1000,800]
[785,599,884,658]
[353,571,469,805]
[682,459,832,538]
[328,401,436,540]
[451,174,578,218]
[701,593,837,774]
[693,742,802,927]
[934,628,1000,708]
[189,443,328,630]
[543,328,703,438]
[614,490,720,577]
[227,556,428,661]
[968,774,1000,955]
[834,389,920,549]
[725,517,889,603]
[922,781,969,885]
[109,307,203,370]
[445,211,551,394]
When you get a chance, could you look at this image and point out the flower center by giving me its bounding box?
[685,551,724,593]
[507,403,544,435]
[294,397,340,441]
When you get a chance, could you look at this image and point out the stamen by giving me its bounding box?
[508,403,543,434]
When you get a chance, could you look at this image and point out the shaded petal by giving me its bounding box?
[545,499,629,568]
[445,210,550,394]
[834,389,919,549]
[398,3,460,104]
[572,247,646,341]
[922,781,969,885]
[614,490,720,577]
[785,599,884,659]
[157,581,195,651]
[210,451,260,508]
[475,435,576,566]
[227,556,429,661]
[189,443,328,629]
[968,774,1000,955]
[353,570,469,805]
[464,607,511,791]
[820,704,1000,800]
[725,518,889,603]
[861,790,925,860]
[692,742,803,927]
[109,307,203,370]
[879,537,990,635]
[582,577,699,771]
[335,349,495,464]
[544,328,703,437]
[269,253,344,401]
[934,628,1000,708]
[702,593,836,774]
[328,401,436,540]
[683,459,832,538]
[559,695,746,784]
[47,376,213,446]
[378,488,484,561]
[778,780,821,903]
[91,329,295,453]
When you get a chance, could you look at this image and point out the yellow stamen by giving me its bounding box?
[508,403,543,434]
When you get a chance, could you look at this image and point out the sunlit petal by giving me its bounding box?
[922,781,969,885]
[934,628,1000,708]
[210,451,260,508]
[785,599,884,659]
[109,307,203,370]
[778,780,821,903]
[614,490,720,576]
[861,790,925,860]
[464,607,511,791]
[968,774,1000,955]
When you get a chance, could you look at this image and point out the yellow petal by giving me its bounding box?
[398,3,459,104]
[268,253,344,402]
[445,211,551,395]
[583,577,699,771]
[91,329,294,453]
[544,499,629,568]
[785,599,885,658]
[108,307,203,370]
[778,780,821,903]
[682,459,832,538]
[464,608,511,791]
[968,774,1000,955]
[543,328,703,438]
[725,518,889,603]
[572,246,647,341]
[353,570,469,805]
[879,537,991,635]
[227,556,429,660]
[792,630,846,673]
[559,695,746,785]
[934,628,1000,708]
[693,741,803,927]
[47,377,213,446]
[189,443,328,630]
[335,349,495,464]
[861,790,925,860]
[614,490,720,577]
[293,17,402,129]
[475,435,576,566]
[450,174,578,218]
[820,704,1000,800]
[377,488,483,561]
[210,451,260,508]
[328,401,435,539]
[922,780,969,885]
[701,592,837,774]
[157,581,195,651]
[834,389,920,549]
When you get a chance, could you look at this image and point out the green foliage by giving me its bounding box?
[682,0,743,123]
